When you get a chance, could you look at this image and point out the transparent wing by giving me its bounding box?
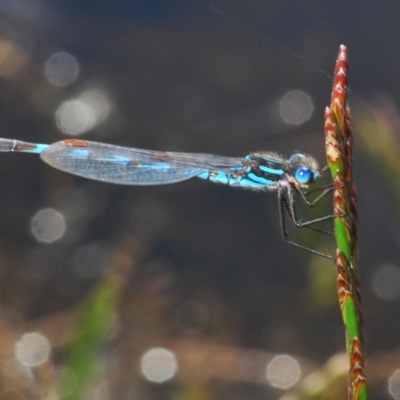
[41,139,243,185]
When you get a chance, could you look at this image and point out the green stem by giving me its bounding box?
[324,45,368,400]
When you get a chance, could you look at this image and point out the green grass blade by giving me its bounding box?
[61,274,121,400]
[324,45,368,400]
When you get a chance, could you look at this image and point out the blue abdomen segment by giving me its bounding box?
[196,155,286,189]
[197,171,273,188]
[197,170,280,188]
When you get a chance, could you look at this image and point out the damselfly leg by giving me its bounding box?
[295,183,337,235]
[278,184,336,259]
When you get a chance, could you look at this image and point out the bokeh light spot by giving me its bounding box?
[140,347,178,383]
[55,99,94,135]
[55,90,111,135]
[30,208,66,243]
[279,90,314,125]
[44,51,79,87]
[266,354,301,389]
[80,90,111,124]
[372,263,400,300]
[388,369,400,399]
[15,332,51,367]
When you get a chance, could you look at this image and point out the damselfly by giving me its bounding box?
[0,138,334,258]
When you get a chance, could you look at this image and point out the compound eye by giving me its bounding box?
[295,166,313,184]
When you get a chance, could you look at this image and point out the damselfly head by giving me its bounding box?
[288,153,320,185]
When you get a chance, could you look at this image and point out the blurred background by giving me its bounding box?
[0,0,399,399]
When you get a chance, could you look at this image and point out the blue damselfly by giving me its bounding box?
[0,138,334,258]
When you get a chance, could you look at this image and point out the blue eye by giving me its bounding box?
[295,167,313,184]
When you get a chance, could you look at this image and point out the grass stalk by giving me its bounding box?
[324,45,368,400]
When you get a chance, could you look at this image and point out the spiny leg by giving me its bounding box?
[278,189,333,259]
[297,183,335,207]
[297,183,345,234]
[303,182,334,198]
[297,185,335,235]
[285,185,337,228]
